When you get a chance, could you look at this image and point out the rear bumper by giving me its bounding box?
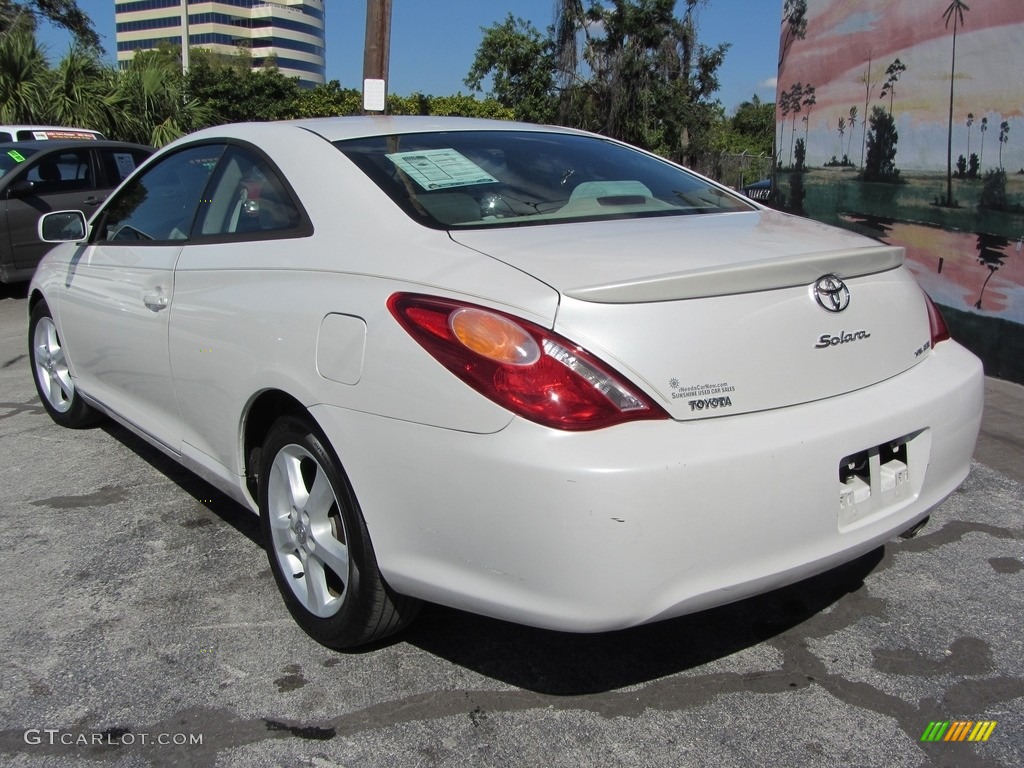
[312,341,984,632]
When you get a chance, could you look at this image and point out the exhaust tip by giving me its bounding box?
[899,515,930,539]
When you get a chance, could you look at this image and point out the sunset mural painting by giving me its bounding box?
[776,0,1024,383]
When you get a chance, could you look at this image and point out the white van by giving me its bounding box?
[0,126,105,142]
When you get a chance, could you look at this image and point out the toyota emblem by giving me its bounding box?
[813,275,850,313]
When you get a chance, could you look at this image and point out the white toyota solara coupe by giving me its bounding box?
[28,117,984,648]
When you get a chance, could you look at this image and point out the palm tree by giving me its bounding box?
[966,112,974,158]
[115,51,213,146]
[837,115,846,161]
[998,120,1010,169]
[0,21,50,123]
[943,0,969,206]
[46,47,123,136]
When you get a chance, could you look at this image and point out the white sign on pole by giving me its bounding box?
[363,79,386,112]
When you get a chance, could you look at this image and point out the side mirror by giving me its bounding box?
[7,179,35,198]
[39,210,88,243]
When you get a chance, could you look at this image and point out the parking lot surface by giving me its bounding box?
[1,282,1022,767]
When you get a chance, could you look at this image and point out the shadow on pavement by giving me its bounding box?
[400,548,883,695]
[99,412,887,697]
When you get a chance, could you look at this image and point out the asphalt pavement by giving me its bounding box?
[0,280,1021,768]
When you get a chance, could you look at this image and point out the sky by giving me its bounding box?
[34,1,782,114]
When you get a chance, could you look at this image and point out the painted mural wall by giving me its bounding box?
[776,0,1024,382]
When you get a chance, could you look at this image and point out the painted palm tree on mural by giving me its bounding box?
[786,82,804,168]
[859,55,879,169]
[980,116,988,166]
[847,106,858,163]
[801,84,816,154]
[966,112,974,158]
[879,58,906,115]
[943,0,969,207]
[998,120,1010,169]
[974,233,1010,310]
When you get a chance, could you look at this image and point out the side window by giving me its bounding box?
[25,149,93,194]
[98,145,223,243]
[195,146,302,237]
[97,148,151,187]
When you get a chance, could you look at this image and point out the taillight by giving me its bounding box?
[388,293,668,430]
[923,291,951,346]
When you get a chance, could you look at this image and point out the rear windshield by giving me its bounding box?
[335,130,753,229]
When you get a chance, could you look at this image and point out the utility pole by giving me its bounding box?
[362,0,392,113]
[180,0,190,75]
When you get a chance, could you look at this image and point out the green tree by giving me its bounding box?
[116,48,213,146]
[0,0,100,50]
[286,81,362,118]
[608,0,724,160]
[942,0,969,206]
[468,1,728,164]
[185,48,302,126]
[727,95,774,155]
[465,14,555,123]
[0,22,49,123]
[46,46,121,134]
[863,104,899,182]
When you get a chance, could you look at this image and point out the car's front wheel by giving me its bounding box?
[29,301,101,428]
[258,415,420,648]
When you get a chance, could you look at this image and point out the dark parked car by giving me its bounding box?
[1,139,153,283]
[742,177,773,202]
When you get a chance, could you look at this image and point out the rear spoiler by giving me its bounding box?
[563,245,904,303]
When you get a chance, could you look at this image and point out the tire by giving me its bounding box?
[258,415,420,648]
[28,301,102,428]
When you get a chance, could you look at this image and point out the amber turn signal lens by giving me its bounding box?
[449,308,541,365]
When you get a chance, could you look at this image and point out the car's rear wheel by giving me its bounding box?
[258,415,420,648]
[29,302,101,428]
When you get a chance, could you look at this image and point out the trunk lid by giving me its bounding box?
[450,210,932,420]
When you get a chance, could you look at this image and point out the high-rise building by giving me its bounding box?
[114,1,326,88]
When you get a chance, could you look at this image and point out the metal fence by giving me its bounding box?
[690,152,773,192]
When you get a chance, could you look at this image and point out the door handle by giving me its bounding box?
[143,290,169,311]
